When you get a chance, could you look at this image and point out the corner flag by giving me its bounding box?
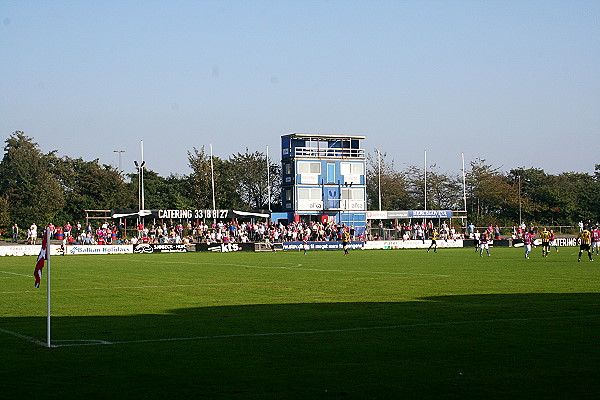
[33,228,52,347]
[34,230,49,288]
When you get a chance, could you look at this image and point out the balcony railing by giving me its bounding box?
[293,147,365,159]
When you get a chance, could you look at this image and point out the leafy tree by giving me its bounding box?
[366,150,411,210]
[130,169,193,210]
[1,132,596,230]
[0,196,10,230]
[54,156,134,224]
[466,159,514,225]
[424,165,462,211]
[404,164,462,211]
[544,172,596,225]
[0,132,64,226]
[228,150,281,210]
[187,147,243,209]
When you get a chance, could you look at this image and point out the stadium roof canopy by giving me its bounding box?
[283,133,366,140]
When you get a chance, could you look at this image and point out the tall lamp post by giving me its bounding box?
[134,159,146,225]
[376,148,382,211]
[518,175,522,226]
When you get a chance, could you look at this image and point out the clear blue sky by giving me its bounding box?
[2,0,599,177]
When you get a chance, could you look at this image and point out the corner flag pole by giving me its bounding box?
[46,227,51,348]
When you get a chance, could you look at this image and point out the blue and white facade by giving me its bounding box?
[274,133,367,230]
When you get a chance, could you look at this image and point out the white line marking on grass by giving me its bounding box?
[135,259,450,278]
[53,339,114,345]
[0,276,400,294]
[0,270,32,278]
[0,327,48,347]
[0,283,237,294]
[20,313,600,348]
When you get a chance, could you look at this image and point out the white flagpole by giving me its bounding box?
[424,150,427,212]
[140,140,145,211]
[210,143,217,223]
[462,152,467,212]
[46,227,51,348]
[266,145,271,213]
[377,148,382,211]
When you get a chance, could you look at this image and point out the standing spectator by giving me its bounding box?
[12,223,19,243]
[64,222,72,238]
[29,223,37,245]
[118,221,125,239]
[494,225,501,240]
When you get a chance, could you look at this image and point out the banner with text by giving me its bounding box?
[195,243,255,252]
[111,209,269,220]
[0,245,64,257]
[133,243,187,253]
[367,210,452,219]
[66,245,134,255]
[282,241,364,251]
[364,239,463,250]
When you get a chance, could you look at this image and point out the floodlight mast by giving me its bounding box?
[267,145,271,214]
[140,140,145,212]
[134,140,146,226]
[462,152,467,213]
[210,143,217,224]
[518,175,522,226]
[424,150,427,214]
[377,148,382,211]
[134,160,141,218]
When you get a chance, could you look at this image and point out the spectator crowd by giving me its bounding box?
[14,219,593,246]
[9,220,365,245]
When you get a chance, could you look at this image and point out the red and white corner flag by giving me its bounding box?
[34,230,49,288]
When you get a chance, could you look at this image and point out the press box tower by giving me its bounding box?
[275,133,367,232]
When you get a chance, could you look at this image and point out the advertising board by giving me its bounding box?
[281,241,364,251]
[364,240,463,250]
[66,245,134,255]
[0,245,64,257]
[195,243,255,252]
[133,243,187,253]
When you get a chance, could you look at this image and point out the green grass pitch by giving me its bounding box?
[1,247,599,399]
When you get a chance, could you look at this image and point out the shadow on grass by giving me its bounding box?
[2,293,600,399]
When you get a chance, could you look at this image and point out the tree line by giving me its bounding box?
[1,131,598,232]
[365,152,600,227]
[0,132,280,232]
